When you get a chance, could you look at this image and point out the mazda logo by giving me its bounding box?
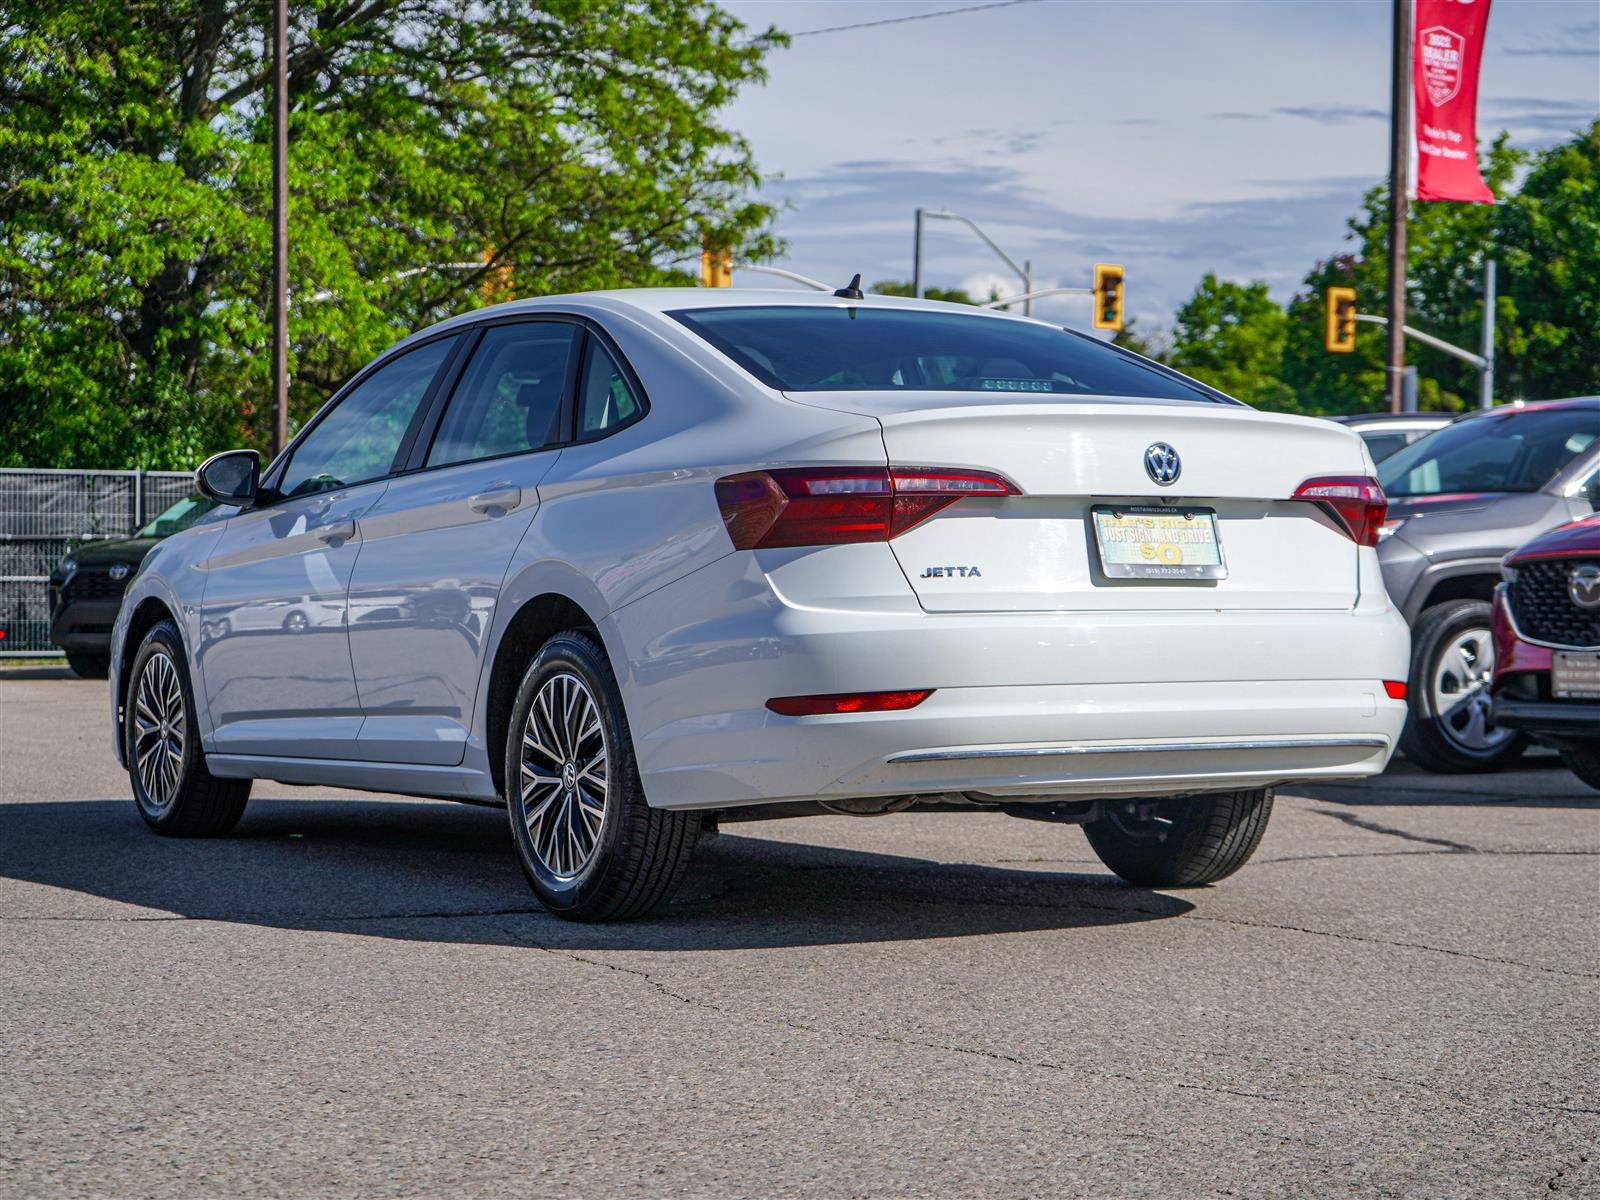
[109,564,130,581]
[1570,563,1600,610]
[1144,442,1181,487]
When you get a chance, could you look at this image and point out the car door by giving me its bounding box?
[196,333,461,759]
[346,318,580,765]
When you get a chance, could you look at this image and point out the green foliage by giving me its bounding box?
[870,280,981,304]
[0,0,784,468]
[1281,126,1599,413]
[1168,274,1298,411]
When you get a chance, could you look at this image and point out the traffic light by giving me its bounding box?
[1092,263,1124,332]
[1325,286,1357,353]
[700,238,732,288]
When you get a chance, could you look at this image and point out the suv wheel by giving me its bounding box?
[1083,788,1273,887]
[1402,599,1527,773]
[65,652,109,679]
[125,620,251,835]
[504,631,698,921]
[1559,745,1600,792]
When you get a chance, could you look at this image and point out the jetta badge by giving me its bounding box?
[1144,442,1181,487]
[1570,563,1600,610]
[109,564,130,581]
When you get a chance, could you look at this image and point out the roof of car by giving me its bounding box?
[468,286,1046,324]
[1453,397,1600,421]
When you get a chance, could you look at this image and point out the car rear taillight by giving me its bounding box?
[715,467,1018,550]
[1292,476,1387,548]
[766,689,934,716]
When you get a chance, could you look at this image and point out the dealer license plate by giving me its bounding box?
[1091,506,1226,581]
[1552,651,1600,700]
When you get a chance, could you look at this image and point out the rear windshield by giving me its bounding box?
[1378,407,1599,497]
[671,306,1226,402]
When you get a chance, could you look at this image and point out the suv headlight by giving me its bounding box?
[1500,562,1518,584]
[59,557,77,574]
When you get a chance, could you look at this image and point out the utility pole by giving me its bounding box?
[271,0,289,458]
[1479,258,1496,410]
[1385,0,1413,414]
[912,208,924,299]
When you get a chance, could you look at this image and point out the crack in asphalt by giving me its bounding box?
[1311,807,1480,852]
[503,922,1599,1121]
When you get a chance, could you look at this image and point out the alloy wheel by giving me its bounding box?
[1430,627,1512,753]
[519,671,608,880]
[132,650,186,810]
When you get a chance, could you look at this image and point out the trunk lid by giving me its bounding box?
[793,395,1371,612]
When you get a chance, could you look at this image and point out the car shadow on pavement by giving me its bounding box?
[1297,754,1600,809]
[0,798,1192,950]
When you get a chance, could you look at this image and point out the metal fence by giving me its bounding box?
[0,468,194,656]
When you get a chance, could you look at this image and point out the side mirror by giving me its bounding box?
[195,449,261,507]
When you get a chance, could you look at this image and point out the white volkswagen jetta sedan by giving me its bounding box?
[111,288,1409,920]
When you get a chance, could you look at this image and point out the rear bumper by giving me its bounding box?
[610,550,1410,809]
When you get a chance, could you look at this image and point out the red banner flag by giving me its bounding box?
[1412,0,1495,203]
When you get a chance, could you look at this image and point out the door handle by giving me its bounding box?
[469,486,522,515]
[315,519,356,544]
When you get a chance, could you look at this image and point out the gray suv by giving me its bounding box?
[1376,398,1600,772]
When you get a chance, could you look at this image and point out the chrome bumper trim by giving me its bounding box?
[887,737,1390,765]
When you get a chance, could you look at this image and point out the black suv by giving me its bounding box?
[49,496,216,677]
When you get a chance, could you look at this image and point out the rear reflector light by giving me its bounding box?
[715,467,1018,550]
[1383,680,1407,700]
[1292,475,1387,548]
[766,689,934,716]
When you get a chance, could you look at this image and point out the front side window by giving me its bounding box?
[671,305,1221,403]
[577,338,643,440]
[1379,408,1600,497]
[140,495,219,537]
[279,336,458,498]
[427,322,578,467]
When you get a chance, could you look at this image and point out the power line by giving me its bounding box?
[790,0,1038,39]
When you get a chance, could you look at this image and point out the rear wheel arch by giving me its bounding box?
[485,592,604,796]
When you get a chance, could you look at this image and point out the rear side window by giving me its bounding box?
[577,339,642,440]
[671,305,1221,402]
[428,322,578,467]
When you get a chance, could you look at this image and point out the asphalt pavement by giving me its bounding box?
[1,675,1596,1198]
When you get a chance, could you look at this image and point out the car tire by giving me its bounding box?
[65,653,110,679]
[124,620,250,836]
[1083,788,1274,887]
[504,630,698,921]
[1559,745,1600,792]
[1401,599,1528,774]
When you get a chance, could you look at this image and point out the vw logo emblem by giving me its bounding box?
[1144,442,1181,487]
[109,564,130,581]
[1570,562,1600,610]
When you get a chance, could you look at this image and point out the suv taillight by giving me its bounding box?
[1292,475,1387,548]
[715,466,1018,550]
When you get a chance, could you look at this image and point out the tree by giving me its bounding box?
[1496,121,1600,399]
[1281,128,1600,412]
[1167,274,1297,410]
[0,0,784,468]
[870,280,981,304]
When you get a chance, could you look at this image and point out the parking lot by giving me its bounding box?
[2,672,1596,1197]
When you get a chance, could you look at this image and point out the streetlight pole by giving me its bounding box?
[270,0,288,458]
[1385,0,1413,414]
[915,209,1032,314]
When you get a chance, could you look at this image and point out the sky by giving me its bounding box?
[716,0,1600,340]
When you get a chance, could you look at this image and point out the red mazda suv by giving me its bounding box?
[1491,515,1600,790]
